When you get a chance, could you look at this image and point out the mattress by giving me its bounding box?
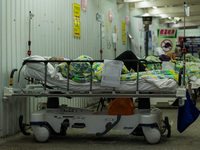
[176,61,200,90]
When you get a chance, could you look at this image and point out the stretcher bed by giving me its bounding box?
[4,55,187,144]
[145,54,200,105]
[5,55,180,97]
[175,54,200,104]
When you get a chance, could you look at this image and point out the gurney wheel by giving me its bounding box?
[32,125,51,143]
[143,126,161,144]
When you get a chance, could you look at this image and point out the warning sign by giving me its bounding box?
[73,3,81,38]
[158,28,177,53]
[122,21,126,45]
[161,39,173,52]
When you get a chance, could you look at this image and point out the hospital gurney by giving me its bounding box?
[4,58,186,144]
[175,54,200,105]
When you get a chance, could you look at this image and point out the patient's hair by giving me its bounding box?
[166,53,175,60]
[49,57,64,67]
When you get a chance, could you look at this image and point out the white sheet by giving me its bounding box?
[23,67,177,93]
[189,76,200,89]
[23,55,55,76]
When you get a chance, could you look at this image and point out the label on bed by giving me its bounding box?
[101,59,122,87]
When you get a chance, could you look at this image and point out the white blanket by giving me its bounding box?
[23,67,177,93]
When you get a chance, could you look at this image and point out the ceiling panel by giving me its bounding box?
[122,0,200,28]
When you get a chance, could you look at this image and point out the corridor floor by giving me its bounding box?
[0,97,200,150]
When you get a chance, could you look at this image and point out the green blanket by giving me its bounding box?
[56,55,178,83]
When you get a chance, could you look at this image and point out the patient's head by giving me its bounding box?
[159,54,171,61]
[166,53,175,60]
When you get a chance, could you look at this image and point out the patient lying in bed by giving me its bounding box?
[114,50,147,72]
[22,53,178,93]
[23,52,179,85]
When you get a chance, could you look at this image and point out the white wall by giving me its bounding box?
[129,8,144,57]
[0,0,30,137]
[98,1,130,59]
[0,0,130,137]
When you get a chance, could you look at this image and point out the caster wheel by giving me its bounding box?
[142,126,161,144]
[32,125,51,142]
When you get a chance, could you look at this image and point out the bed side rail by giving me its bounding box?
[19,59,145,94]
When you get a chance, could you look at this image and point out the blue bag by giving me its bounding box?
[177,90,200,133]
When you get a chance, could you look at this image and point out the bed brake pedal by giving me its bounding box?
[96,114,121,136]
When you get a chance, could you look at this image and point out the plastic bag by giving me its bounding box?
[162,61,174,70]
[101,60,122,87]
[108,98,135,115]
[178,90,200,133]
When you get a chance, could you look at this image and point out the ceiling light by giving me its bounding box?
[152,6,157,9]
[174,21,178,24]
[124,0,143,2]
[142,13,150,17]
[174,17,181,21]
[160,14,168,18]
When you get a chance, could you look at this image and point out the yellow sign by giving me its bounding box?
[73,3,81,38]
[122,21,126,45]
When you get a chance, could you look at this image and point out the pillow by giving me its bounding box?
[23,55,55,75]
[49,56,65,67]
[155,47,165,56]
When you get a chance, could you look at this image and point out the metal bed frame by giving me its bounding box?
[4,59,183,99]
[3,59,187,144]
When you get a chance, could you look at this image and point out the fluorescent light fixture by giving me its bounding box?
[174,17,181,21]
[174,21,178,24]
[168,17,172,20]
[142,13,150,17]
[152,6,157,9]
[159,14,168,18]
[124,0,143,2]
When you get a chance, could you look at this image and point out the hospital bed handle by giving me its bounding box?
[17,64,25,90]
[10,69,18,86]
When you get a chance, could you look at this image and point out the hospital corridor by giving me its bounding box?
[1,0,200,150]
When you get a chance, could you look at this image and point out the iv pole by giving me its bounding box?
[27,11,34,56]
[100,22,103,60]
[182,2,187,87]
